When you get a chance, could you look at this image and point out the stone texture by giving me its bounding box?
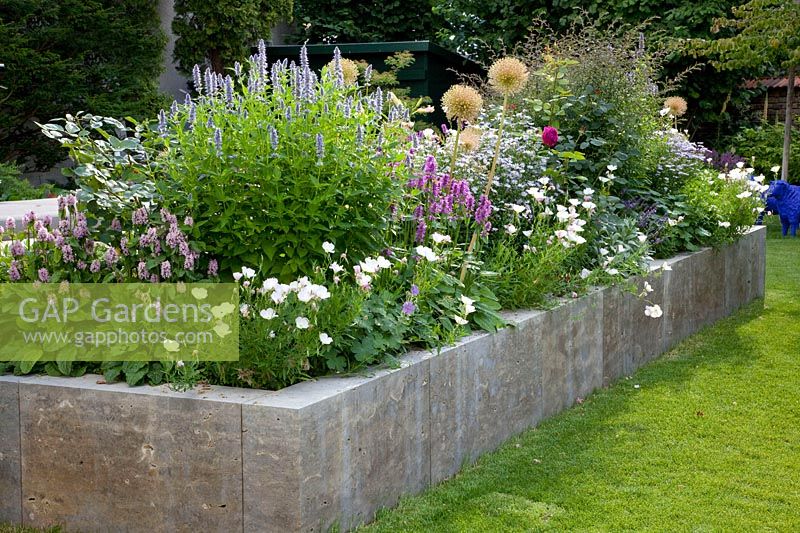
[430,313,544,485]
[603,273,668,383]
[752,227,767,299]
[538,291,604,419]
[19,379,244,532]
[244,354,431,532]
[0,377,21,524]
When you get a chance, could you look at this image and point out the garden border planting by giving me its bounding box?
[0,226,765,532]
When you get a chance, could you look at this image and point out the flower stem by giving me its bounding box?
[449,119,462,180]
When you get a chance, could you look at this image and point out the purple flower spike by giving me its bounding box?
[207,259,219,277]
[9,261,21,281]
[38,268,49,283]
[160,260,172,279]
[402,301,416,315]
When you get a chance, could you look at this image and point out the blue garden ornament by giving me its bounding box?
[767,180,800,237]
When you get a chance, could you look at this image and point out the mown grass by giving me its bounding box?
[364,219,800,532]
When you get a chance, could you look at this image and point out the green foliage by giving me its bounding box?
[290,0,443,43]
[172,0,292,74]
[0,163,57,201]
[0,0,166,170]
[729,123,800,183]
[156,53,410,279]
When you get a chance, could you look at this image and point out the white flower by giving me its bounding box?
[607,164,618,172]
[415,245,439,262]
[422,128,435,139]
[568,198,581,207]
[583,187,594,196]
[319,332,333,345]
[509,204,526,214]
[606,268,620,276]
[454,316,469,325]
[175,360,185,368]
[771,165,781,174]
[322,241,335,254]
[582,201,597,211]
[360,257,381,274]
[376,256,391,269]
[259,308,276,320]
[460,295,476,315]
[637,233,647,243]
[297,286,315,303]
[262,277,279,291]
[329,262,344,273]
[667,218,678,227]
[736,191,752,199]
[538,177,550,185]
[233,272,243,281]
[269,330,276,338]
[580,268,591,279]
[736,161,745,169]
[644,281,653,293]
[240,303,250,317]
[431,232,452,244]
[504,224,518,235]
[718,221,731,228]
[659,107,670,116]
[295,316,310,329]
[311,284,331,300]
[271,284,290,304]
[241,266,256,279]
[522,230,533,238]
[644,304,663,318]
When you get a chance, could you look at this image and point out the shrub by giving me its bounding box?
[0,163,57,201]
[155,47,412,279]
[0,0,166,170]
[728,123,800,184]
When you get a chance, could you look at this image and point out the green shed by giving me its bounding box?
[264,41,485,126]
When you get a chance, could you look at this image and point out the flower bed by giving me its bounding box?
[0,226,765,531]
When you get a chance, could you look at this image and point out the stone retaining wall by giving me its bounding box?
[0,226,766,532]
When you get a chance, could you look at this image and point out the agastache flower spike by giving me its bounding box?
[187,103,196,129]
[169,100,179,118]
[316,133,325,162]
[224,75,234,103]
[213,128,223,155]
[192,64,203,95]
[269,126,279,152]
[234,61,242,77]
[356,124,364,146]
[364,64,373,85]
[157,109,167,136]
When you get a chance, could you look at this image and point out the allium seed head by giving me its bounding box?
[459,126,482,152]
[441,85,483,123]
[664,96,688,117]
[487,57,529,96]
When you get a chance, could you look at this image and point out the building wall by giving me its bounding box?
[750,88,800,124]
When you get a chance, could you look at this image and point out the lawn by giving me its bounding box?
[364,219,800,532]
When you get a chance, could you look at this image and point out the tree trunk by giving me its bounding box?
[782,65,795,181]
[209,48,224,74]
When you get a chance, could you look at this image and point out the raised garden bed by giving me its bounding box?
[0,226,765,532]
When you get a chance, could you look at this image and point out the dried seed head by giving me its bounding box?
[325,58,359,86]
[459,126,482,152]
[441,84,483,123]
[487,57,529,96]
[664,96,688,117]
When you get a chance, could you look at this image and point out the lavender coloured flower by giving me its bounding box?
[38,268,49,283]
[5,217,14,232]
[234,61,243,78]
[356,124,364,146]
[183,216,194,227]
[363,64,372,85]
[111,218,122,231]
[23,211,35,225]
[269,126,279,152]
[401,301,416,315]
[213,128,222,155]
[193,64,203,95]
[61,244,75,263]
[89,260,101,274]
[43,215,52,228]
[411,284,420,296]
[36,227,49,242]
[316,133,324,161]
[183,252,196,270]
[139,227,158,247]
[150,274,159,284]
[132,207,148,225]
[157,109,167,135]
[137,261,149,280]
[72,213,89,239]
[170,100,179,118]
[415,220,427,243]
[9,241,25,257]
[224,75,234,103]
[161,260,172,279]
[120,237,129,256]
[474,194,493,224]
[8,261,21,281]
[207,259,219,277]
[76,260,86,270]
[104,247,118,267]
[187,103,197,129]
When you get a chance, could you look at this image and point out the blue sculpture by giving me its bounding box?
[767,180,800,237]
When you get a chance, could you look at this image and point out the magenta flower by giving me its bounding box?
[207,259,219,277]
[542,126,559,148]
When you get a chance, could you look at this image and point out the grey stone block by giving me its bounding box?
[0,377,21,524]
[19,378,244,532]
[724,230,756,315]
[538,290,603,420]
[603,273,668,383]
[244,353,431,532]
[752,227,767,299]
[429,313,544,485]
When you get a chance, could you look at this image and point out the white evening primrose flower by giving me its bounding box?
[460,295,476,315]
[736,161,745,169]
[431,232,452,244]
[176,359,185,367]
[311,284,331,300]
[736,191,752,199]
[240,303,250,317]
[415,245,439,261]
[644,281,653,293]
[718,221,731,228]
[233,272,243,281]
[568,198,581,207]
[260,308,277,320]
[582,201,597,210]
[319,332,333,345]
[329,262,344,273]
[295,316,310,329]
[522,230,533,238]
[262,277,279,291]
[637,233,647,243]
[583,187,594,196]
[509,204,526,214]
[504,224,518,235]
[538,177,550,186]
[580,268,591,279]
[322,241,335,254]
[454,316,469,326]
[606,268,620,276]
[297,286,315,303]
[375,256,391,269]
[771,165,781,174]
[607,164,618,172]
[241,266,256,279]
[644,304,663,318]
